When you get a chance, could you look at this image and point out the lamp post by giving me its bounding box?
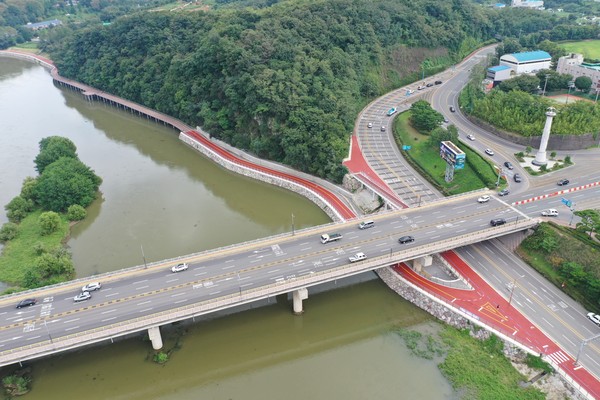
[141,245,147,269]
[508,279,517,306]
[566,81,574,104]
[542,74,550,96]
[43,319,53,344]
[291,213,295,236]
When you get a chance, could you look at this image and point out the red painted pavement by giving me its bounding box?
[184,131,356,221]
[512,181,600,206]
[343,135,407,208]
[393,251,600,398]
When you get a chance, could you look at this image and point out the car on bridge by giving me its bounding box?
[73,291,92,302]
[349,252,367,263]
[557,179,570,186]
[398,235,415,244]
[498,189,510,196]
[82,282,102,292]
[171,263,189,273]
[541,209,558,217]
[587,312,600,326]
[16,299,37,309]
[477,195,491,203]
[490,218,506,227]
[358,220,375,230]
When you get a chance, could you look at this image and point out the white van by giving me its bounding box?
[541,209,558,217]
[358,220,375,230]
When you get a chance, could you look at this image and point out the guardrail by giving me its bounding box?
[0,217,537,366]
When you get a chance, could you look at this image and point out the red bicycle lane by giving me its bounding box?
[183,130,356,221]
[393,250,600,399]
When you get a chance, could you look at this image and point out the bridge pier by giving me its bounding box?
[411,255,433,272]
[292,288,308,315]
[147,326,163,350]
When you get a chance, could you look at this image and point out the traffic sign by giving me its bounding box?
[561,197,572,207]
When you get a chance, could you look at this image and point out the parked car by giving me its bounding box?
[557,179,570,186]
[417,85,425,90]
[490,218,506,227]
[466,134,475,141]
[477,195,491,203]
[398,235,415,244]
[426,83,434,87]
[367,122,373,128]
[74,291,92,302]
[513,173,522,183]
[171,263,189,273]
[503,161,514,170]
[82,282,102,292]
[541,209,559,217]
[349,252,367,263]
[498,189,510,196]
[587,312,600,326]
[485,148,494,156]
[16,299,37,309]
[434,80,442,85]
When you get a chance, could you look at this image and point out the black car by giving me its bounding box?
[490,218,506,227]
[16,299,37,309]
[426,83,434,87]
[449,106,456,113]
[513,173,522,183]
[503,161,514,170]
[398,235,415,244]
[557,179,570,186]
[498,189,510,196]
[434,80,442,85]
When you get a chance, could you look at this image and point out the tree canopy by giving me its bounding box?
[34,136,78,174]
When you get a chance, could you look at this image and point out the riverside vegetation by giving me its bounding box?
[0,136,102,290]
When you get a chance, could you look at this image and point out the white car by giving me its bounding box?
[466,134,475,141]
[171,263,189,273]
[349,252,367,263]
[82,282,102,292]
[541,209,558,217]
[367,122,373,128]
[74,291,91,302]
[484,148,494,156]
[587,312,600,326]
[477,195,491,204]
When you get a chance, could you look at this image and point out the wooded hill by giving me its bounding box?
[44,0,577,180]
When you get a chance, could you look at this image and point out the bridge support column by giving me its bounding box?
[411,255,432,272]
[292,288,308,315]
[148,326,163,350]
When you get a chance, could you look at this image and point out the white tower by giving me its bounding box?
[532,107,556,166]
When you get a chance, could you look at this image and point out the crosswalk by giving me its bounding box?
[545,350,571,365]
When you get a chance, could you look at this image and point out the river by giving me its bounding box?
[0,57,455,399]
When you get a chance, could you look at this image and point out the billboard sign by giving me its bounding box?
[440,141,465,169]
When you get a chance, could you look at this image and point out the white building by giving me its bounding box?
[557,53,600,93]
[511,0,544,8]
[499,50,552,74]
[487,65,513,83]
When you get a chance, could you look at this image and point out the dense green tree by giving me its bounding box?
[34,136,78,174]
[0,222,19,242]
[33,157,102,212]
[410,100,444,133]
[38,211,61,235]
[498,75,540,94]
[5,196,35,223]
[66,204,87,221]
[19,177,38,202]
[574,76,592,92]
[535,69,572,92]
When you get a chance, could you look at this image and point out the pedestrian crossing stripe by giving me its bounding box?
[546,351,570,364]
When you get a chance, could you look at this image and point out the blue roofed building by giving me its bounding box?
[24,19,62,31]
[487,65,513,83]
[499,50,551,74]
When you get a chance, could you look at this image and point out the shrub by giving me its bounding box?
[153,352,169,364]
[38,211,61,235]
[33,242,47,256]
[5,196,34,223]
[0,223,19,242]
[67,204,87,221]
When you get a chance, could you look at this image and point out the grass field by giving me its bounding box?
[392,112,499,195]
[560,40,600,59]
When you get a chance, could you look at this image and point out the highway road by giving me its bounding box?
[0,191,536,365]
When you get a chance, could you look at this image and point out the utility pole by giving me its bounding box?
[542,74,550,96]
[141,245,148,269]
[291,213,295,236]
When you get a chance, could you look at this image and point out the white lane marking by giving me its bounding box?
[64,326,80,331]
[166,278,179,283]
[239,276,250,281]
[209,291,221,295]
[102,317,117,322]
[132,280,148,285]
[300,247,312,251]
[137,301,151,306]
[139,308,153,313]
[136,285,149,290]
[225,259,235,263]
[101,309,116,315]
[240,283,253,288]
[171,293,185,298]
[222,264,236,269]
[174,299,187,304]
[105,293,119,297]
[62,318,80,324]
[267,269,281,274]
[195,272,207,276]
[430,235,440,239]
[376,242,388,247]
[26,335,41,341]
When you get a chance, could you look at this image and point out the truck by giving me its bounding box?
[320,233,342,244]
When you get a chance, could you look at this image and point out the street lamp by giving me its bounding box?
[141,245,148,269]
[507,279,517,306]
[566,81,574,104]
[43,319,53,344]
[291,213,295,236]
[542,74,550,96]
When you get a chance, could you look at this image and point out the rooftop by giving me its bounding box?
[488,65,512,72]
[504,50,551,62]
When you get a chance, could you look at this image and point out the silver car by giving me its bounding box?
[74,291,92,302]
